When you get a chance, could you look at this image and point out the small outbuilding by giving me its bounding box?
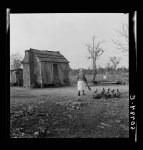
[22,48,70,87]
[10,68,23,86]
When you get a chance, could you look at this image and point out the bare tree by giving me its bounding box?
[112,23,129,55]
[85,35,104,82]
[10,53,23,70]
[109,56,121,81]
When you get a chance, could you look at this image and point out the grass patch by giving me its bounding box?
[10,85,129,138]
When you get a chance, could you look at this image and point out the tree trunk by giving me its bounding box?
[92,60,97,82]
[92,69,97,82]
[113,68,115,81]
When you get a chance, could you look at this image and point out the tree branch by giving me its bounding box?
[95,40,104,51]
[112,23,129,54]
[112,39,128,53]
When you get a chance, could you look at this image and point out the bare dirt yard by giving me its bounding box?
[10,84,129,138]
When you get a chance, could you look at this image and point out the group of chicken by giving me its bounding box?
[93,88,120,99]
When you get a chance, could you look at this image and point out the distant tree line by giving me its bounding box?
[69,67,128,76]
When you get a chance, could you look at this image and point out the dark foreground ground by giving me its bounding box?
[10,85,129,138]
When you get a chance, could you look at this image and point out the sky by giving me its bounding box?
[10,13,129,69]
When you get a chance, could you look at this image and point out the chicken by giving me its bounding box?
[93,90,102,99]
[105,89,111,98]
[93,93,102,99]
[115,89,120,98]
[102,87,105,94]
[94,88,106,99]
[93,89,98,93]
[100,91,106,98]
[111,90,115,98]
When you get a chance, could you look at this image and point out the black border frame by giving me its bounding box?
[3,8,138,144]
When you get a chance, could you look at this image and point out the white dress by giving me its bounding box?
[77,80,86,91]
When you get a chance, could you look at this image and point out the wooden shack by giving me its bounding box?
[22,48,70,87]
[10,68,23,86]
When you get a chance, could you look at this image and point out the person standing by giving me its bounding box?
[77,68,87,96]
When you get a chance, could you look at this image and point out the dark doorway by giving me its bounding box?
[53,64,59,84]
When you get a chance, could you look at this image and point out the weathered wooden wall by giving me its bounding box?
[10,69,23,85]
[29,51,34,86]
[59,63,70,84]
[34,57,42,86]
[40,62,70,86]
[23,51,31,87]
[10,70,16,84]
[41,62,53,85]
[16,70,23,85]
[23,64,30,87]
[57,63,64,84]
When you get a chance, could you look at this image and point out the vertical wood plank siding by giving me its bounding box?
[41,62,53,85]
[29,51,34,86]
[34,56,42,86]
[16,70,23,85]
[10,70,16,84]
[23,64,30,87]
[23,51,31,87]
[57,63,64,84]
[10,70,23,85]
[59,63,70,84]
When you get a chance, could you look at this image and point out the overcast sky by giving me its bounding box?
[10,13,129,69]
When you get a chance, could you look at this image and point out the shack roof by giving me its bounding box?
[23,48,69,63]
